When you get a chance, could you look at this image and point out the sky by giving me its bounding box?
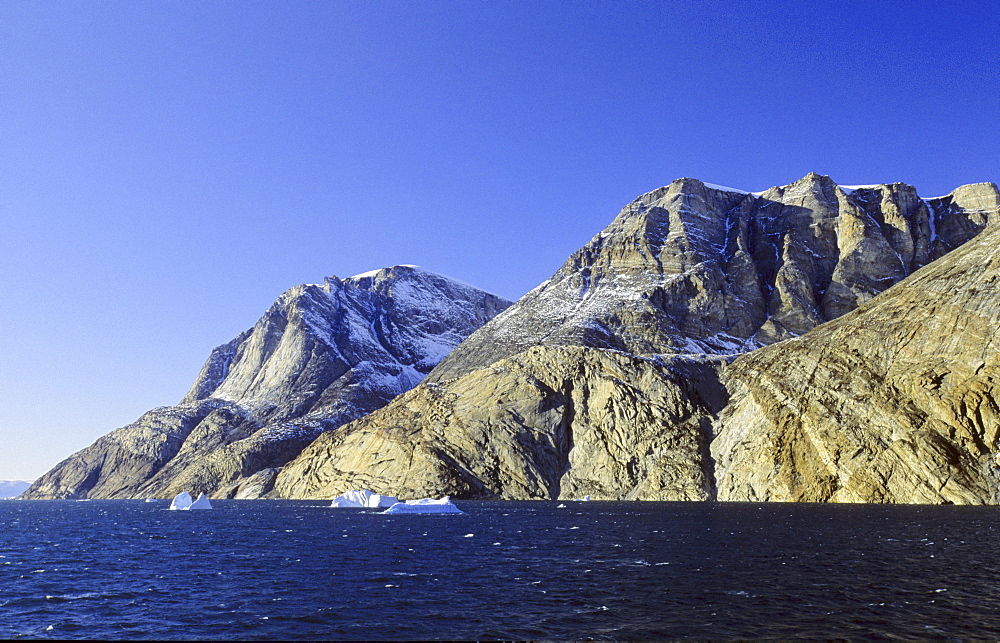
[1,0,997,481]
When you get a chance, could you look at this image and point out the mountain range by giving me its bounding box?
[22,174,1000,503]
[0,480,32,499]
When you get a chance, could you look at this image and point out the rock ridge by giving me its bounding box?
[23,175,1000,504]
[712,217,1000,503]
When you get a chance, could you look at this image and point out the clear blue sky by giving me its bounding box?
[2,1,997,480]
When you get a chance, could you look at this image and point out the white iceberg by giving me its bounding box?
[330,489,400,508]
[382,496,463,514]
[190,492,213,509]
[169,491,193,510]
[574,495,592,501]
[169,491,213,510]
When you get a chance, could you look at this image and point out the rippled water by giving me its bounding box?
[3,500,1000,639]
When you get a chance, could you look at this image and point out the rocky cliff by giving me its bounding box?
[713,216,1000,503]
[25,175,1000,504]
[22,266,511,499]
[276,347,725,500]
[280,176,1000,503]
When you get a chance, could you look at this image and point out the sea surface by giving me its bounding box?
[3,499,1000,640]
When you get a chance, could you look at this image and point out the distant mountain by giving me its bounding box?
[22,266,511,500]
[0,480,31,499]
[277,175,1000,503]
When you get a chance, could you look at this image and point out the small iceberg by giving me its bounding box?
[169,491,212,510]
[382,496,463,514]
[330,489,400,508]
[144,498,157,503]
[190,492,213,509]
[169,492,192,510]
[574,495,592,501]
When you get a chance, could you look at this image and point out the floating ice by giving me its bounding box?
[330,489,400,508]
[574,496,592,501]
[169,491,212,510]
[382,496,463,514]
[169,492,193,510]
[190,492,213,510]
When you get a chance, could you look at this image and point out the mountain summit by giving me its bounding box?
[430,174,999,382]
[22,266,511,499]
[24,175,1000,504]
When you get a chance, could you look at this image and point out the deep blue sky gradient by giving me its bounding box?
[2,1,997,479]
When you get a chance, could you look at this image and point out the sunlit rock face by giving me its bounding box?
[24,175,1000,505]
[713,217,1000,504]
[275,347,726,501]
[21,266,511,500]
[279,175,1000,504]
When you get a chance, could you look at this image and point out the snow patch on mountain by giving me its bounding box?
[701,182,751,194]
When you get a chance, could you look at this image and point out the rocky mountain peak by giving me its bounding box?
[430,175,1000,382]
[183,264,510,417]
[23,266,511,500]
[23,176,1000,506]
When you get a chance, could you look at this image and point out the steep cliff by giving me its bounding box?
[25,175,1000,504]
[712,217,1000,503]
[22,266,511,499]
[276,347,725,500]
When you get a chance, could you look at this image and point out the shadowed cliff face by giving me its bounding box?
[278,175,1000,504]
[21,266,511,500]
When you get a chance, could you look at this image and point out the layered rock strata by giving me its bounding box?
[276,347,725,501]
[25,175,1000,505]
[712,217,1000,503]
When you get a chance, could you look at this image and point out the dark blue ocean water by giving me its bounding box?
[3,500,1000,640]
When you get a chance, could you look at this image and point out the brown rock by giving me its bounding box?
[713,217,1000,503]
[276,347,725,501]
